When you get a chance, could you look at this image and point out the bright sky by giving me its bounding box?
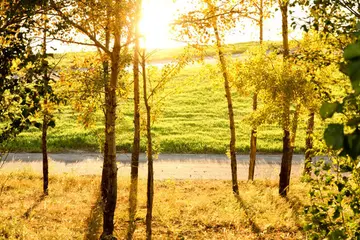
[51,0,303,52]
[140,0,303,49]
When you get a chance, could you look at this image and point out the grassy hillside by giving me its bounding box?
[7,62,325,153]
[0,170,307,239]
[51,41,282,68]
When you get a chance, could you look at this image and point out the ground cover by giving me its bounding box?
[0,170,308,239]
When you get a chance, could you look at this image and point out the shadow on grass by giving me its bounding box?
[234,193,262,235]
[285,195,304,224]
[84,193,103,240]
[22,194,47,219]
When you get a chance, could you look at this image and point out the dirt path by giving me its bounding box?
[1,152,308,180]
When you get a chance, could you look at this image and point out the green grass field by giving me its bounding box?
[7,60,325,153]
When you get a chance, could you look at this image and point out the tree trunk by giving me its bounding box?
[213,21,239,195]
[101,54,119,240]
[142,50,154,240]
[259,0,263,44]
[100,3,120,238]
[42,8,49,196]
[291,104,301,147]
[304,112,314,174]
[248,93,257,181]
[278,0,291,197]
[248,0,264,181]
[279,127,291,196]
[280,2,289,58]
[42,111,49,195]
[127,1,141,238]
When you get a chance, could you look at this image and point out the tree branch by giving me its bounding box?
[49,0,111,55]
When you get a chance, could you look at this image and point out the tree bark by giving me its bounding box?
[41,6,49,196]
[259,0,263,44]
[291,104,301,146]
[141,50,154,240]
[279,128,291,196]
[304,112,314,174]
[213,20,239,195]
[248,0,264,181]
[278,0,291,197]
[280,1,289,58]
[100,2,119,239]
[127,1,141,238]
[248,93,257,181]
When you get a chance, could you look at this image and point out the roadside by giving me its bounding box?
[1,152,307,180]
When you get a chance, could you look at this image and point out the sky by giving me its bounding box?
[140,0,303,49]
[51,0,304,52]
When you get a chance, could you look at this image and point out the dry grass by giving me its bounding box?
[0,169,309,239]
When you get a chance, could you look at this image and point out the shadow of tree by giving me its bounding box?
[285,195,304,224]
[234,193,262,235]
[22,194,47,219]
[84,193,103,240]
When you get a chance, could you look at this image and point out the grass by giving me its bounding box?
[51,41,282,67]
[0,168,309,239]
[6,61,325,154]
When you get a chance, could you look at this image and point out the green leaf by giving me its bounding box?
[350,69,360,94]
[48,120,56,128]
[328,229,346,240]
[34,122,42,129]
[344,42,360,60]
[340,60,360,77]
[324,124,344,150]
[333,207,340,220]
[344,130,360,159]
[320,102,340,119]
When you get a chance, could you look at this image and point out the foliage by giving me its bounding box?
[58,54,130,129]
[0,1,48,142]
[236,46,309,131]
[293,0,358,40]
[296,1,360,239]
[303,156,360,239]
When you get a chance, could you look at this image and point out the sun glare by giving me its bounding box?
[140,0,185,49]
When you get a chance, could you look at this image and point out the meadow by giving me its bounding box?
[0,170,308,239]
[6,42,325,154]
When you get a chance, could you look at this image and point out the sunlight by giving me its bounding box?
[141,0,184,49]
[140,0,302,50]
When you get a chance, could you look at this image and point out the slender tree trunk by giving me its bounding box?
[278,0,292,197]
[127,1,141,238]
[41,7,49,196]
[287,104,301,182]
[248,0,264,181]
[100,3,119,239]
[291,104,301,147]
[280,2,289,57]
[248,93,257,181]
[279,127,291,196]
[213,21,239,194]
[259,0,263,44]
[101,54,119,240]
[142,50,154,240]
[304,112,314,174]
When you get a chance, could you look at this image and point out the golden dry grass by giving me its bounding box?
[0,169,309,240]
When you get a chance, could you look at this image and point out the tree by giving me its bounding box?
[0,1,45,143]
[277,0,294,197]
[49,0,135,238]
[127,0,141,238]
[175,0,246,194]
[242,0,275,181]
[141,48,190,239]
